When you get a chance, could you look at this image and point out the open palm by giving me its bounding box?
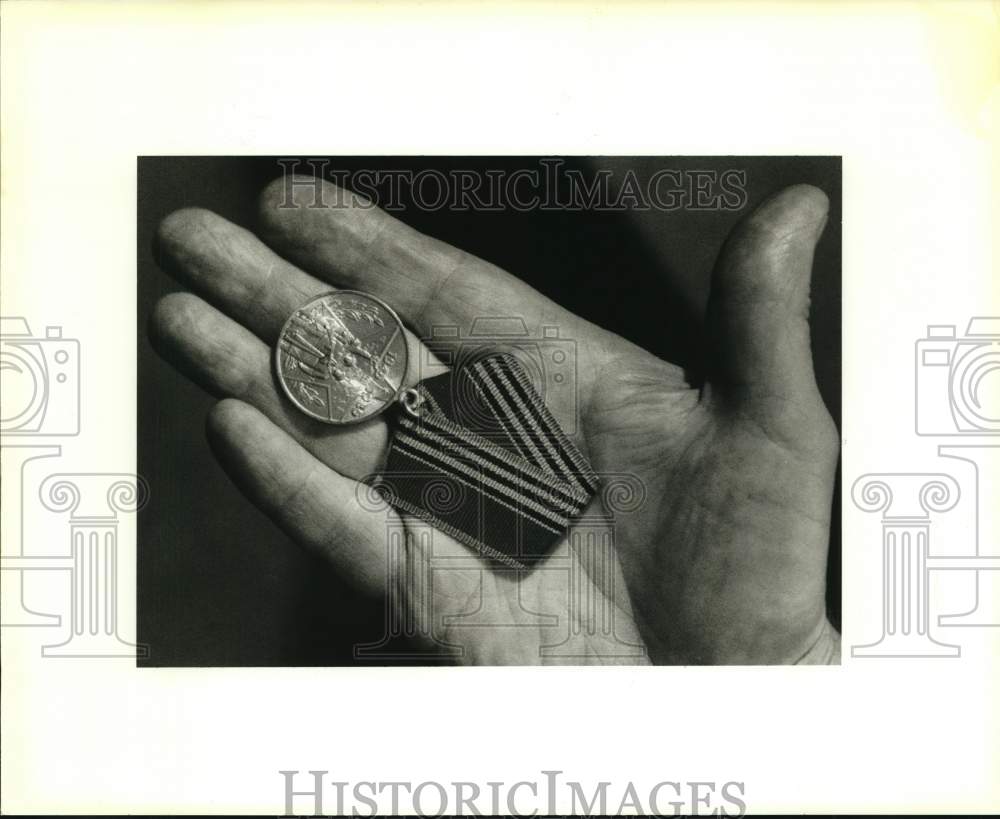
[152,177,839,665]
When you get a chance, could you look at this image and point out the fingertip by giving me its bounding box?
[778,183,829,211]
[257,174,374,238]
[751,184,829,242]
[154,207,215,259]
[148,291,198,355]
[256,175,309,239]
[716,183,831,300]
[258,175,328,219]
[706,182,833,415]
[206,396,254,439]
[205,398,261,464]
[257,175,293,221]
[786,184,829,238]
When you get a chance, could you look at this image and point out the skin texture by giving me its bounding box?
[150,176,841,665]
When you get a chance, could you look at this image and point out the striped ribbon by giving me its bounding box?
[372,354,599,569]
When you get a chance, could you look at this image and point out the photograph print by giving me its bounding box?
[138,156,842,666]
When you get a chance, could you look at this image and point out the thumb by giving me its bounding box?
[705,184,831,436]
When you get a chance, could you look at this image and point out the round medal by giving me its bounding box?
[275,291,409,425]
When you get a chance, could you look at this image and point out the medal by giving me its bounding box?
[275,290,598,569]
[275,291,409,425]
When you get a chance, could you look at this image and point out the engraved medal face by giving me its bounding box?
[275,291,409,425]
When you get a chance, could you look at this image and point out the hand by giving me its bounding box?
[151,176,839,665]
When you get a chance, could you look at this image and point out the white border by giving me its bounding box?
[2,1,997,813]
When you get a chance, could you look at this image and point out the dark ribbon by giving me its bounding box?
[371,354,598,569]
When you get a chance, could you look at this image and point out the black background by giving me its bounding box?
[137,156,841,665]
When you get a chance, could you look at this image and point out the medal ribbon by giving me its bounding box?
[371,354,599,569]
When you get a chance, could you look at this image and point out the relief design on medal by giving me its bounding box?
[275,292,409,424]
